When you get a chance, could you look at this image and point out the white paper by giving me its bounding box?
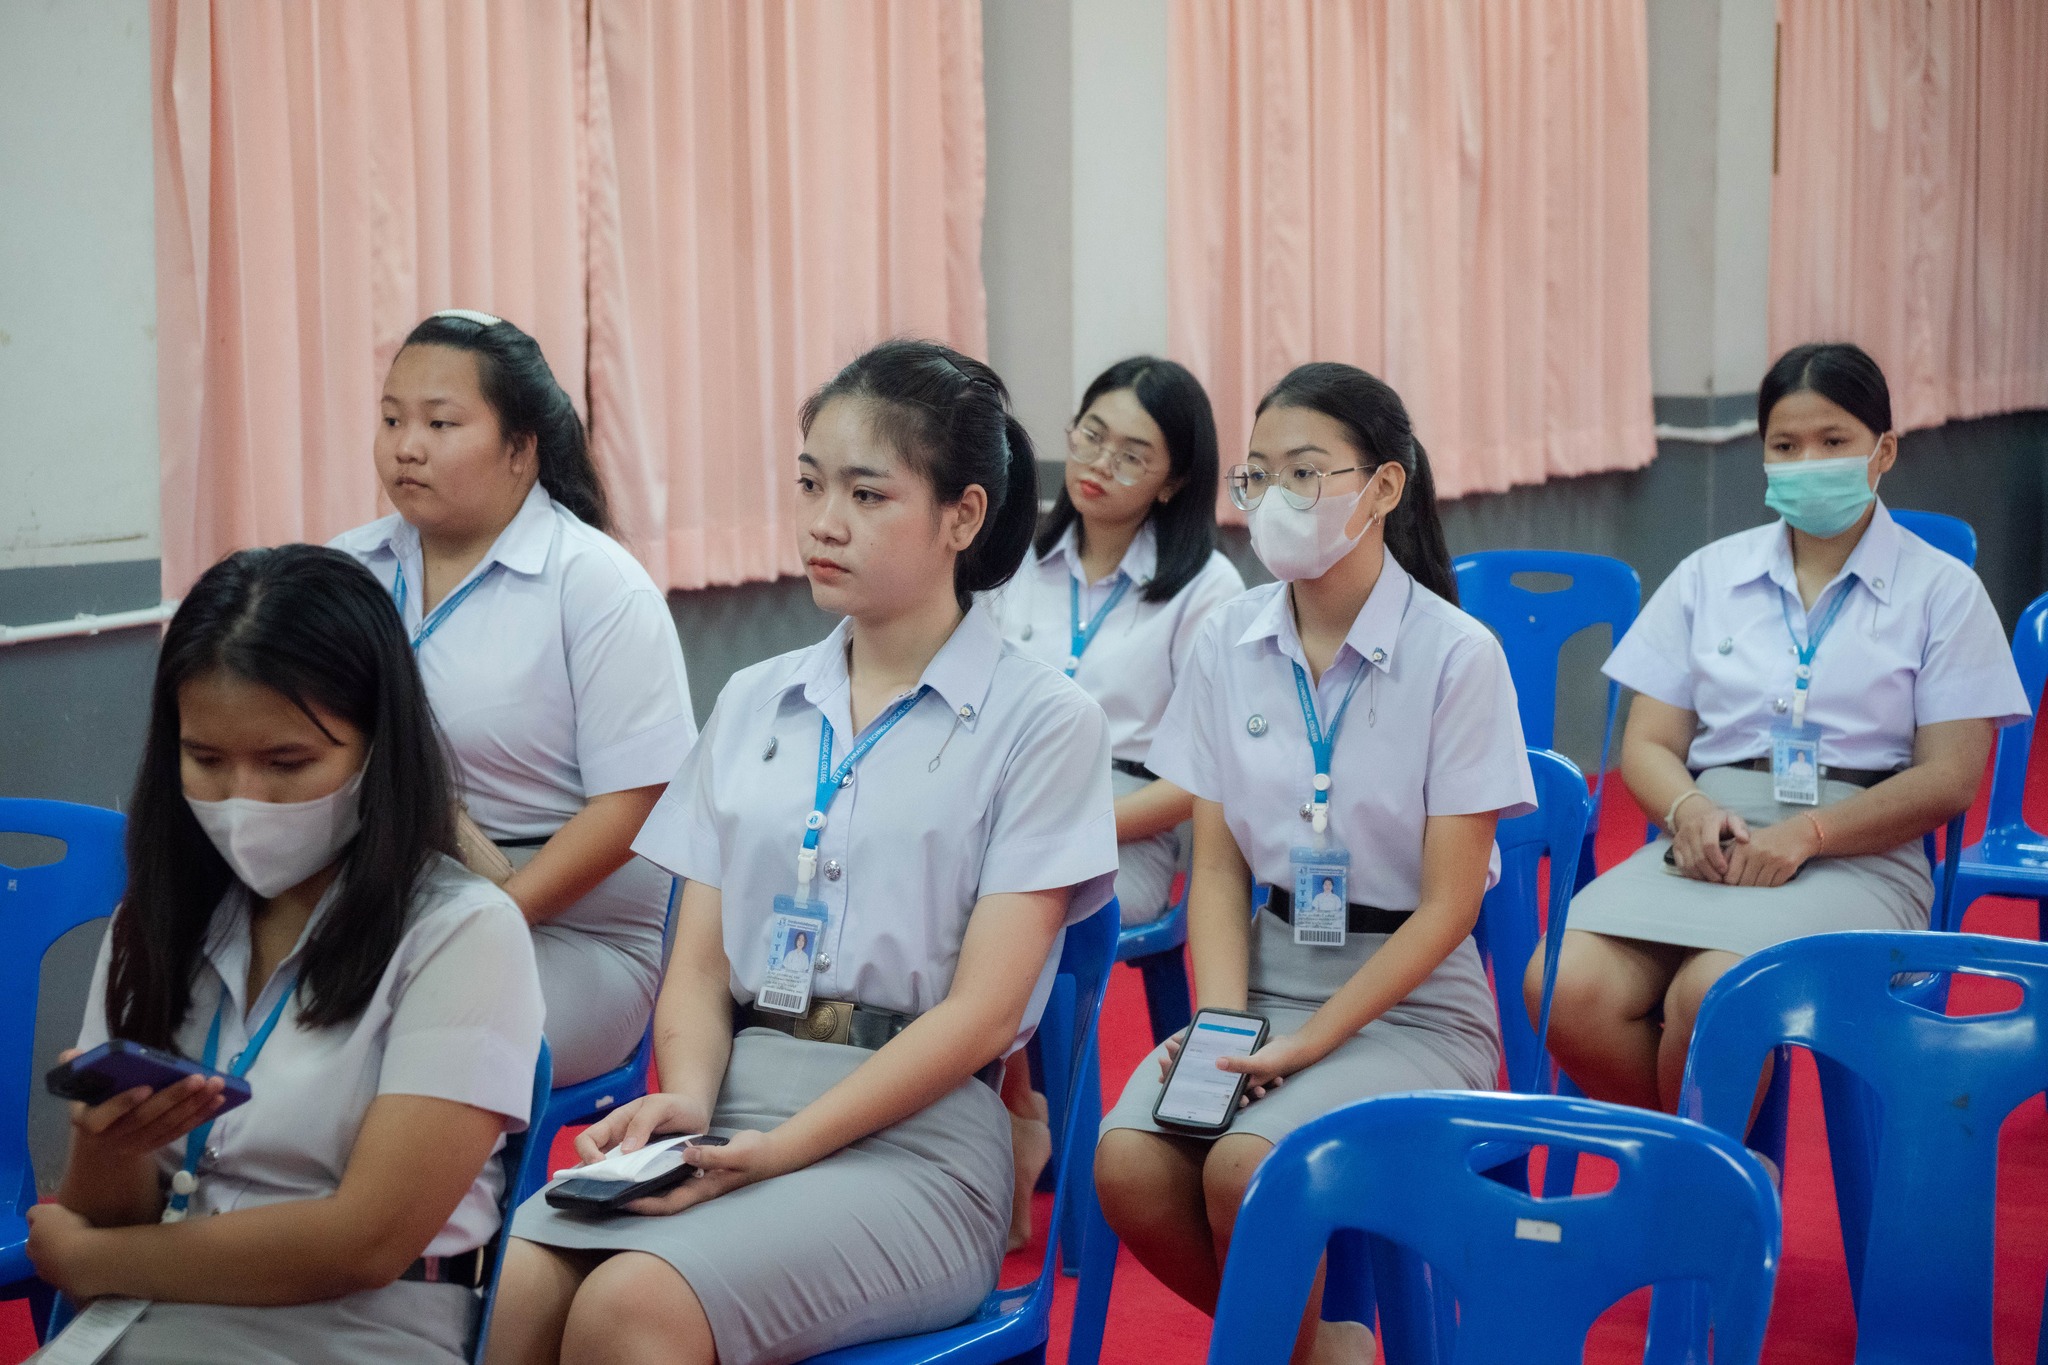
[29,1299,149,1365]
[551,1133,706,1184]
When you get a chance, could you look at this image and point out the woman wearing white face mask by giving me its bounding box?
[1095,363,1533,1364]
[29,545,543,1364]
[1532,342,2029,1116]
[332,311,696,1086]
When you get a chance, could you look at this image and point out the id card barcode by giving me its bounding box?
[757,987,807,1015]
[1297,928,1345,946]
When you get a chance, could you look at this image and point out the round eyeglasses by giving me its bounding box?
[1226,462,1367,512]
[1067,424,1155,488]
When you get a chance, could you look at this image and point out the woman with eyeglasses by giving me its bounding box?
[987,357,1241,1246]
[1531,342,2028,1118]
[1093,364,1532,1364]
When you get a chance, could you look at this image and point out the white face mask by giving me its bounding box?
[187,765,366,898]
[1247,475,1379,582]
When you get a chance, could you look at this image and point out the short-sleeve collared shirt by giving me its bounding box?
[332,484,698,840]
[631,602,1118,1051]
[77,857,544,1255]
[989,523,1245,765]
[1603,502,2032,772]
[1149,550,1536,903]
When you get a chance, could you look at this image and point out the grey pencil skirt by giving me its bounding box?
[100,1280,476,1363]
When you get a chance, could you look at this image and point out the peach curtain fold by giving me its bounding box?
[585,0,987,591]
[154,0,987,594]
[1769,0,2048,432]
[1168,0,1655,509]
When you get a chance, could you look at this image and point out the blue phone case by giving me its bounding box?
[46,1041,253,1112]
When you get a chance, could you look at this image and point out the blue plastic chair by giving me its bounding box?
[799,899,1120,1365]
[1658,930,2048,1365]
[1889,508,1979,567]
[475,1040,553,1363]
[1484,749,1592,1098]
[1207,1091,1779,1365]
[1453,552,1640,894]
[516,878,677,1203]
[0,798,126,1337]
[1942,591,2048,940]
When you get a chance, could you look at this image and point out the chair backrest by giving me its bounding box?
[1889,508,1978,567]
[1208,1091,1779,1365]
[1472,749,1590,1094]
[1982,590,2048,838]
[474,1039,554,1364]
[1452,551,1641,759]
[1681,931,2048,1363]
[0,798,128,1215]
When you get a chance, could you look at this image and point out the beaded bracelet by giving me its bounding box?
[1802,810,1827,852]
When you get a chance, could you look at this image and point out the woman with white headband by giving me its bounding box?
[332,311,696,1085]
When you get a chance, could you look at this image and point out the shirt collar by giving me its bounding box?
[763,599,1007,730]
[1235,547,1411,674]
[1045,521,1158,588]
[200,874,345,1019]
[364,481,557,579]
[1735,499,1900,606]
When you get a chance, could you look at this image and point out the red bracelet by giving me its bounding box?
[1802,810,1827,852]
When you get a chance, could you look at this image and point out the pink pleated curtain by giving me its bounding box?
[153,0,986,594]
[1769,0,2048,431]
[1168,0,1656,507]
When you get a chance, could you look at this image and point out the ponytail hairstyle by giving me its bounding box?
[1036,356,1221,603]
[1255,363,1459,605]
[1757,342,1893,438]
[399,311,613,534]
[800,339,1038,609]
[108,545,457,1050]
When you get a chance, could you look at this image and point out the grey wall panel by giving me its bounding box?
[666,576,840,725]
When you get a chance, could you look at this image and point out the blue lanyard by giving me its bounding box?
[1291,659,1368,835]
[796,687,931,892]
[1778,578,1856,727]
[165,976,297,1222]
[391,561,497,649]
[1066,573,1133,677]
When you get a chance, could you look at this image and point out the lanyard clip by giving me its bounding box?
[1310,800,1329,837]
[796,847,818,895]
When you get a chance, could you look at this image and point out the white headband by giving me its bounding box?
[432,308,503,327]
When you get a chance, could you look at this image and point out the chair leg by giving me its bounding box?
[1034,983,1076,1196]
[1065,1179,1121,1365]
[1059,1036,1104,1277]
[1136,949,1193,1046]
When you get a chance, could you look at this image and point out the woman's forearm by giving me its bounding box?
[651,954,734,1120]
[1114,779,1194,844]
[1186,799,1252,1012]
[503,785,663,925]
[1292,900,1477,1057]
[57,1142,163,1229]
[1621,736,1702,831]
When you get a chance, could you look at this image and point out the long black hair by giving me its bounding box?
[106,545,457,1050]
[1035,356,1220,603]
[800,339,1038,609]
[1255,363,1459,605]
[399,312,612,533]
[1758,342,1893,437]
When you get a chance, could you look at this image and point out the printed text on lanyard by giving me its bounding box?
[1066,574,1132,677]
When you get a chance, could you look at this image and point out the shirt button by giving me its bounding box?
[815,953,832,972]
[823,859,842,882]
[761,737,778,762]
[1773,698,1789,714]
[839,771,853,788]
[1021,623,1034,641]
[205,1144,221,1162]
[1717,637,1733,655]
[1247,714,1268,736]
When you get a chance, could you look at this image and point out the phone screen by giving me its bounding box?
[1156,1012,1265,1128]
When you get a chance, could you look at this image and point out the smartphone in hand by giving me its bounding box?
[46,1041,251,1113]
[545,1135,732,1215]
[1152,1008,1270,1136]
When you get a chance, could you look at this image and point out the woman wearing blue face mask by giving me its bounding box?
[1531,342,2031,1117]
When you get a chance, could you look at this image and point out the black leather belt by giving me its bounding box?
[1727,757,1898,790]
[1263,887,1413,936]
[492,835,552,849]
[1112,759,1158,782]
[739,1000,1003,1090]
[400,1246,488,1287]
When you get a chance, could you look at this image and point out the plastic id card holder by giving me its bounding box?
[756,896,827,1017]
[1290,845,1351,947]
[1770,721,1823,806]
[29,1299,149,1364]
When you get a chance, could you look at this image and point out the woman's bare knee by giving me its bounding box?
[562,1251,714,1365]
[1201,1133,1271,1239]
[484,1239,598,1365]
[1096,1128,1196,1232]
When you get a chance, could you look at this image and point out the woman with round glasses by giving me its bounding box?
[1095,363,1531,1363]
[989,356,1241,1246]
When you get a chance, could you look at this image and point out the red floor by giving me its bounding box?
[6,748,2043,1362]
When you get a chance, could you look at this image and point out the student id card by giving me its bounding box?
[1770,720,1823,806]
[28,1299,149,1365]
[757,896,826,1016]
[1290,845,1351,948]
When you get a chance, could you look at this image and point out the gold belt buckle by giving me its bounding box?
[800,999,853,1044]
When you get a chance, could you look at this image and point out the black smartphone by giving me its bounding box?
[47,1041,252,1113]
[544,1135,731,1215]
[1152,1007,1270,1136]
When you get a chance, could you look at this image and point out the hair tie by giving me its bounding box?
[432,308,503,327]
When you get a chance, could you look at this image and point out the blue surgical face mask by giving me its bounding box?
[1763,453,1877,538]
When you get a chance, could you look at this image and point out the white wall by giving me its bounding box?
[0,0,159,571]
